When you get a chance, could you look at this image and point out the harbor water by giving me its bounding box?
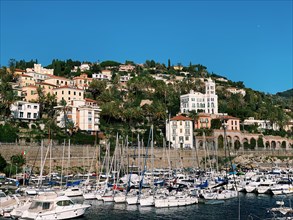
[66,193,292,220]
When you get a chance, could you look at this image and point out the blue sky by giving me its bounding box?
[1,1,292,94]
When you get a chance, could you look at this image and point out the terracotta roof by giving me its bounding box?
[36,82,57,87]
[47,75,69,80]
[53,85,84,91]
[218,115,240,120]
[22,85,37,89]
[171,115,193,121]
[19,74,32,77]
[85,98,97,103]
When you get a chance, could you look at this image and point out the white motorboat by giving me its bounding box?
[20,193,90,220]
[0,190,18,217]
[154,192,198,208]
[62,187,83,197]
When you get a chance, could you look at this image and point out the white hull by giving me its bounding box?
[21,204,90,220]
[140,196,154,207]
[126,196,139,205]
[155,196,198,208]
[114,195,126,203]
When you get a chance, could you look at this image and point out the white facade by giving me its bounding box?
[26,64,54,75]
[243,117,280,131]
[166,115,194,148]
[25,71,50,82]
[180,78,218,114]
[10,101,39,120]
[226,87,246,96]
[92,73,110,80]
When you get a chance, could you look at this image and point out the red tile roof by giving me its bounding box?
[171,115,193,121]
[53,85,84,91]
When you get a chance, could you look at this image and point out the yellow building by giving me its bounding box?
[36,82,57,95]
[53,85,84,104]
[22,85,38,102]
[18,74,35,87]
[73,73,93,89]
[44,75,72,87]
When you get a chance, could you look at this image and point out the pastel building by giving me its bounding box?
[180,78,218,114]
[53,86,85,103]
[194,113,212,129]
[21,85,38,102]
[73,74,93,89]
[218,115,240,131]
[44,75,73,87]
[36,82,58,95]
[18,74,35,87]
[55,98,101,133]
[166,115,194,148]
[10,101,39,121]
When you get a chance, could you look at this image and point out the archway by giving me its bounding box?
[250,138,256,150]
[271,141,276,149]
[281,141,286,149]
[265,141,270,149]
[218,135,224,149]
[243,138,249,150]
[234,136,241,150]
[257,136,265,148]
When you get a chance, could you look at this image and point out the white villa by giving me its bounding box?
[180,78,218,114]
[166,115,194,148]
[10,101,40,121]
[243,117,280,131]
[26,64,54,75]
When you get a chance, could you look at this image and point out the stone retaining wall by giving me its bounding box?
[0,144,292,174]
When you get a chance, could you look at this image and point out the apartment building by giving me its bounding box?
[166,115,194,148]
[55,99,101,133]
[10,101,39,121]
[73,73,93,89]
[53,85,84,104]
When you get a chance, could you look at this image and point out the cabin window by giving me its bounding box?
[57,200,74,206]
[42,202,51,210]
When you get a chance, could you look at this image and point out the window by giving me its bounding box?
[33,113,37,118]
[68,91,71,95]
[27,105,31,109]
[34,106,38,109]
[42,202,51,210]
[74,92,76,95]
[185,136,189,141]
[27,112,31,118]
[180,129,182,133]
[19,112,24,118]
[79,92,81,96]
[62,91,64,95]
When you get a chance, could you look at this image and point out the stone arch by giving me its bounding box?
[271,141,276,149]
[243,138,249,150]
[233,136,241,150]
[250,137,256,150]
[198,140,204,150]
[265,141,270,149]
[218,135,224,149]
[281,141,287,149]
[277,141,281,149]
